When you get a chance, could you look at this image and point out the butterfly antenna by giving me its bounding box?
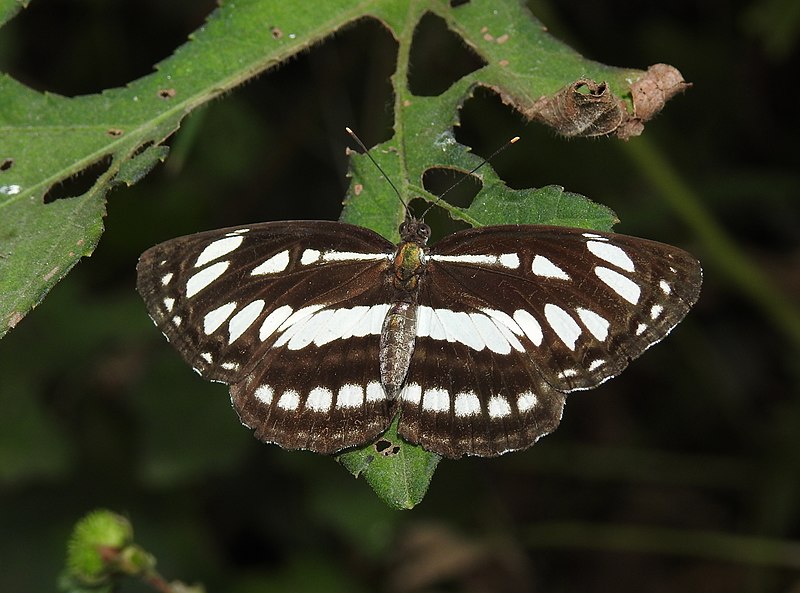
[345,127,407,210]
[422,136,520,218]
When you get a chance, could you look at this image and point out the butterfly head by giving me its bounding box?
[399,216,431,246]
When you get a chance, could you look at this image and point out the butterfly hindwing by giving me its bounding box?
[230,331,391,454]
[398,337,567,458]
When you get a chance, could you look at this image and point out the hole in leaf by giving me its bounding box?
[1,158,13,171]
[457,86,622,197]
[408,13,486,96]
[409,191,471,239]
[3,1,216,96]
[43,156,112,204]
[455,86,530,189]
[158,88,177,99]
[374,439,400,456]
[423,167,482,208]
[107,128,124,137]
[270,26,283,39]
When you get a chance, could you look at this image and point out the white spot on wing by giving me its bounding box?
[195,236,244,268]
[650,304,664,319]
[163,297,175,312]
[431,254,495,265]
[337,384,365,408]
[228,299,266,344]
[322,251,389,262]
[431,253,520,268]
[513,309,543,346]
[488,396,512,418]
[161,272,174,286]
[482,309,525,352]
[204,301,237,334]
[532,255,570,280]
[660,280,672,294]
[422,388,450,412]
[275,304,325,334]
[255,385,273,404]
[221,361,239,371]
[500,253,520,268]
[186,261,229,298]
[576,307,609,341]
[200,352,213,363]
[517,392,537,412]
[588,359,605,371]
[595,266,641,304]
[636,323,648,336]
[454,391,481,417]
[277,390,300,410]
[587,240,635,272]
[259,305,294,341]
[438,309,484,350]
[251,250,290,275]
[544,303,581,350]
[172,316,182,326]
[400,383,422,404]
[469,312,511,354]
[313,307,368,346]
[366,382,384,402]
[285,309,333,350]
[300,249,321,265]
[306,387,333,412]
[353,304,389,337]
[417,306,446,340]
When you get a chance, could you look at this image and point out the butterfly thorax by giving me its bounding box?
[379,217,431,398]
[391,240,426,292]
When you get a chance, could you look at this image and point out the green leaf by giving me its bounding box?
[1,0,688,507]
[337,415,441,510]
[0,0,28,28]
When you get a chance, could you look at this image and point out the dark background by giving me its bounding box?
[1,1,799,592]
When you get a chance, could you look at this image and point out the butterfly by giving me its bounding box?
[136,195,701,458]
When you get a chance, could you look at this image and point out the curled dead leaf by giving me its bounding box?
[527,64,689,140]
[530,78,624,137]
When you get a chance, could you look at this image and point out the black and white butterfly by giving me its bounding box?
[137,203,701,458]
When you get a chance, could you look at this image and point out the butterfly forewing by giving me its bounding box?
[136,221,394,382]
[427,225,702,392]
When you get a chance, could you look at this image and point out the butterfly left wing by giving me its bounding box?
[397,225,701,458]
[136,221,398,454]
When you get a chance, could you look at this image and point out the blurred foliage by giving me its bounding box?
[1,0,799,592]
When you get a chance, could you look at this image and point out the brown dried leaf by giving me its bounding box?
[528,64,689,140]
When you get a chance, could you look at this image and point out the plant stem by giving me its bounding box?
[524,522,800,568]
[621,136,800,348]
